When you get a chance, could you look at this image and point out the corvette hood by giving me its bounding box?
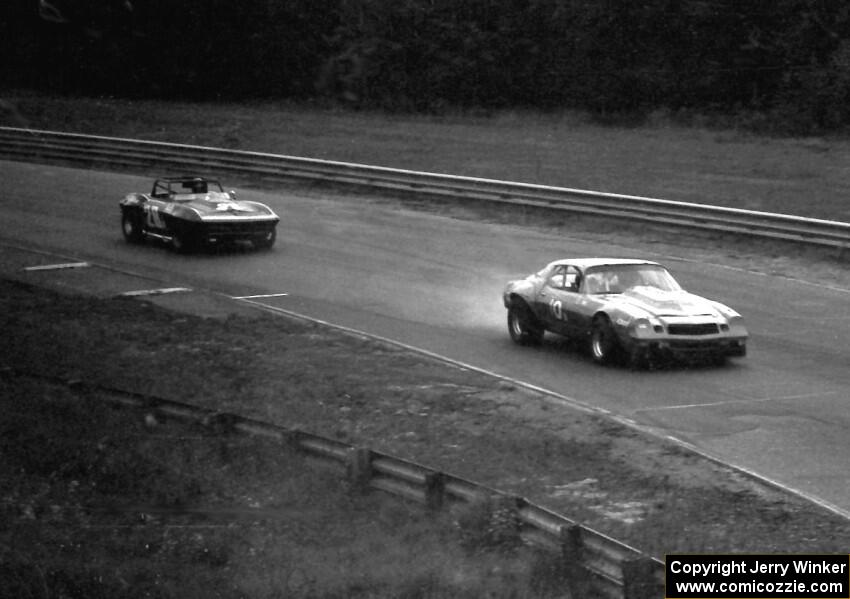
[616,287,719,318]
[180,193,274,218]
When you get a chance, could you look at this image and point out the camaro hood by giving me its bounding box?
[616,287,719,318]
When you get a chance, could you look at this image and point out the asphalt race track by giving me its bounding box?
[3,160,850,515]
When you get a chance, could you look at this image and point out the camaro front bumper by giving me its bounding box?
[616,316,748,361]
[628,336,747,359]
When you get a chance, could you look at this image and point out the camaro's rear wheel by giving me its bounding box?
[590,315,621,365]
[121,211,144,243]
[507,303,544,346]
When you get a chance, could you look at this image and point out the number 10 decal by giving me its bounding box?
[549,299,567,321]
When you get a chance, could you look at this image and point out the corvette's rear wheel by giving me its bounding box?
[590,315,622,365]
[121,211,144,243]
[507,303,544,346]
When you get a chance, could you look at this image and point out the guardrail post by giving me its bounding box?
[488,494,521,548]
[345,447,373,492]
[560,525,591,598]
[424,471,445,510]
[201,412,239,434]
[284,428,303,452]
[622,557,663,599]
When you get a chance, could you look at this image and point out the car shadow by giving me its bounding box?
[135,237,274,256]
[532,335,739,372]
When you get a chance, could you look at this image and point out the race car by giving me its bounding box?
[119,177,279,252]
[502,258,748,367]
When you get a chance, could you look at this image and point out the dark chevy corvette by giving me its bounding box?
[503,258,748,367]
[119,177,279,252]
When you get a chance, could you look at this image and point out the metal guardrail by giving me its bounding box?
[6,370,664,599]
[2,126,849,250]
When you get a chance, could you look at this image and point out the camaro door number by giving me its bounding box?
[549,299,567,321]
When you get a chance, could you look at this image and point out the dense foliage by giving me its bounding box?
[3,0,850,132]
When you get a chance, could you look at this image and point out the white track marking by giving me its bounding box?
[23,261,90,271]
[635,390,839,413]
[230,293,289,299]
[117,287,192,297]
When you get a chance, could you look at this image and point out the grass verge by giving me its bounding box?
[3,91,850,222]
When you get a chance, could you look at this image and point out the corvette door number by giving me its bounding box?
[146,205,166,228]
[549,299,567,321]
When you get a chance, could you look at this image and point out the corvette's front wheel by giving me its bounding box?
[170,229,195,254]
[590,315,622,365]
[121,211,144,243]
[507,303,544,346]
[254,228,276,250]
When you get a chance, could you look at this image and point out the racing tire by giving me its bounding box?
[590,315,622,365]
[628,347,651,370]
[507,303,544,346]
[121,211,144,244]
[254,228,276,250]
[169,229,195,254]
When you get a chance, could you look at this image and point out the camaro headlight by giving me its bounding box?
[726,315,745,331]
[630,317,664,335]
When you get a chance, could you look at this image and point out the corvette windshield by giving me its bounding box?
[583,265,681,294]
[174,180,224,195]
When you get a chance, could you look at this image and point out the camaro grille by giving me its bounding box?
[667,323,719,336]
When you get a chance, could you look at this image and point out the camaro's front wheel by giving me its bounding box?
[507,303,544,346]
[590,315,622,365]
[121,211,144,243]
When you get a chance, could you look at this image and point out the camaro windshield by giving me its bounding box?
[583,265,681,294]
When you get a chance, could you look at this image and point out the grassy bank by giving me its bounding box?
[1,370,571,598]
[3,92,850,222]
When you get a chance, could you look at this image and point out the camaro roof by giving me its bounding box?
[156,176,221,184]
[546,258,661,270]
